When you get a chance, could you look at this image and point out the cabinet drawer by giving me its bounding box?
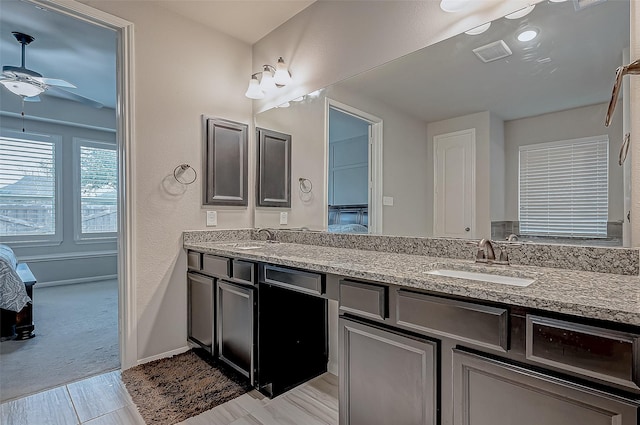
[187,251,202,271]
[202,254,230,278]
[339,280,387,320]
[526,315,640,390]
[263,265,323,296]
[232,260,255,285]
[396,290,509,352]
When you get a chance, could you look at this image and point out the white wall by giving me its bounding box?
[503,102,624,222]
[83,0,253,360]
[427,111,492,239]
[490,113,505,222]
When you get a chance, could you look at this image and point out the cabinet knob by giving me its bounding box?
[465,227,470,232]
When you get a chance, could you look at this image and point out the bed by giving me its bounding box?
[328,204,369,233]
[0,244,36,340]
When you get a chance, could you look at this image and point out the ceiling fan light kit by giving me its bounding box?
[0,31,103,108]
[245,57,292,99]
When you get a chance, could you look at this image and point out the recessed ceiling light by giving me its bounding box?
[440,0,472,13]
[517,28,539,42]
[549,0,568,2]
[465,22,491,35]
[505,4,535,19]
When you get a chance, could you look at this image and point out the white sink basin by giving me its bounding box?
[425,269,535,287]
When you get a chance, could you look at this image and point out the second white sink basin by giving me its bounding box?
[425,269,535,287]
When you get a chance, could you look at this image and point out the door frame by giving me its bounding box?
[29,0,137,370]
[325,98,383,234]
[433,128,476,239]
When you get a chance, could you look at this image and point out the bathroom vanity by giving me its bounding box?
[184,230,640,425]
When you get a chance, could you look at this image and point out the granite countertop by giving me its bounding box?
[184,240,640,327]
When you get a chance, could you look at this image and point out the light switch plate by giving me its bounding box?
[383,196,394,206]
[206,210,217,226]
[280,212,288,225]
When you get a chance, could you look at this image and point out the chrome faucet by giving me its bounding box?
[506,234,519,242]
[257,228,277,243]
[476,238,496,262]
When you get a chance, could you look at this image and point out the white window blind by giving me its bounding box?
[80,144,117,234]
[519,136,608,238]
[0,137,56,237]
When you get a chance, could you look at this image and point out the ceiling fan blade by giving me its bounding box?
[33,77,76,88]
[24,95,41,102]
[45,86,103,109]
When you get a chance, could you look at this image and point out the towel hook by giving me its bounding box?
[299,177,313,193]
[605,59,640,127]
[173,164,197,185]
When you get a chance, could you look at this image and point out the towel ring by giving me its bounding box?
[619,133,631,166]
[174,164,197,185]
[299,177,313,193]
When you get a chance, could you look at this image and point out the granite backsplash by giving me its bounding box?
[183,229,639,276]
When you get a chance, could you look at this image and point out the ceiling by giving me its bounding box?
[0,0,315,110]
[334,0,629,123]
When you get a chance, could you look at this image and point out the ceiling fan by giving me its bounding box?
[0,31,103,108]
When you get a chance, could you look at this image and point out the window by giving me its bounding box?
[75,139,117,239]
[519,136,609,238]
[0,131,61,243]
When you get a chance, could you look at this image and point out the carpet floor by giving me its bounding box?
[0,280,119,402]
[122,349,252,425]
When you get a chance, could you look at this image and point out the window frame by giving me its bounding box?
[518,135,609,239]
[72,138,118,243]
[0,129,63,247]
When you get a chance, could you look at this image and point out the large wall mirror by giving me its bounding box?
[254,0,630,247]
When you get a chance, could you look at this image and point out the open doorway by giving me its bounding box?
[325,99,382,234]
[0,0,133,402]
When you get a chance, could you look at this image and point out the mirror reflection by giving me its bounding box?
[254,0,630,247]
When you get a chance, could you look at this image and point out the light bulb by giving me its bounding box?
[259,67,277,92]
[244,77,264,99]
[517,28,539,42]
[465,22,491,35]
[440,0,472,12]
[273,57,292,86]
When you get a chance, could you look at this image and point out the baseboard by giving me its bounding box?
[328,359,338,376]
[36,274,118,288]
[136,346,190,367]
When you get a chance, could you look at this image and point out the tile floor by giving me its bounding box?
[0,370,338,425]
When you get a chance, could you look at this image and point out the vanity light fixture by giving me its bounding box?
[465,22,491,35]
[244,57,292,100]
[517,28,539,42]
[505,4,535,19]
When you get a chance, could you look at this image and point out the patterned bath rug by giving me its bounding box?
[121,349,252,424]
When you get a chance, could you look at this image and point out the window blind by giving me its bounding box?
[0,137,56,236]
[519,136,608,238]
[80,145,117,234]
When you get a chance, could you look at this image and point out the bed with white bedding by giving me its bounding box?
[328,205,369,234]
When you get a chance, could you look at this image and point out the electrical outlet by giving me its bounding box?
[280,212,288,225]
[383,196,394,206]
[206,210,217,226]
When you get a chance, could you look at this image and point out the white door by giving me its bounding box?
[433,129,476,238]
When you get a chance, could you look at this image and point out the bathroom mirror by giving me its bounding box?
[254,0,630,246]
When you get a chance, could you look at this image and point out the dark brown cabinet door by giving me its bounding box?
[339,317,437,425]
[217,280,254,381]
[452,349,639,425]
[203,117,248,206]
[256,127,291,207]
